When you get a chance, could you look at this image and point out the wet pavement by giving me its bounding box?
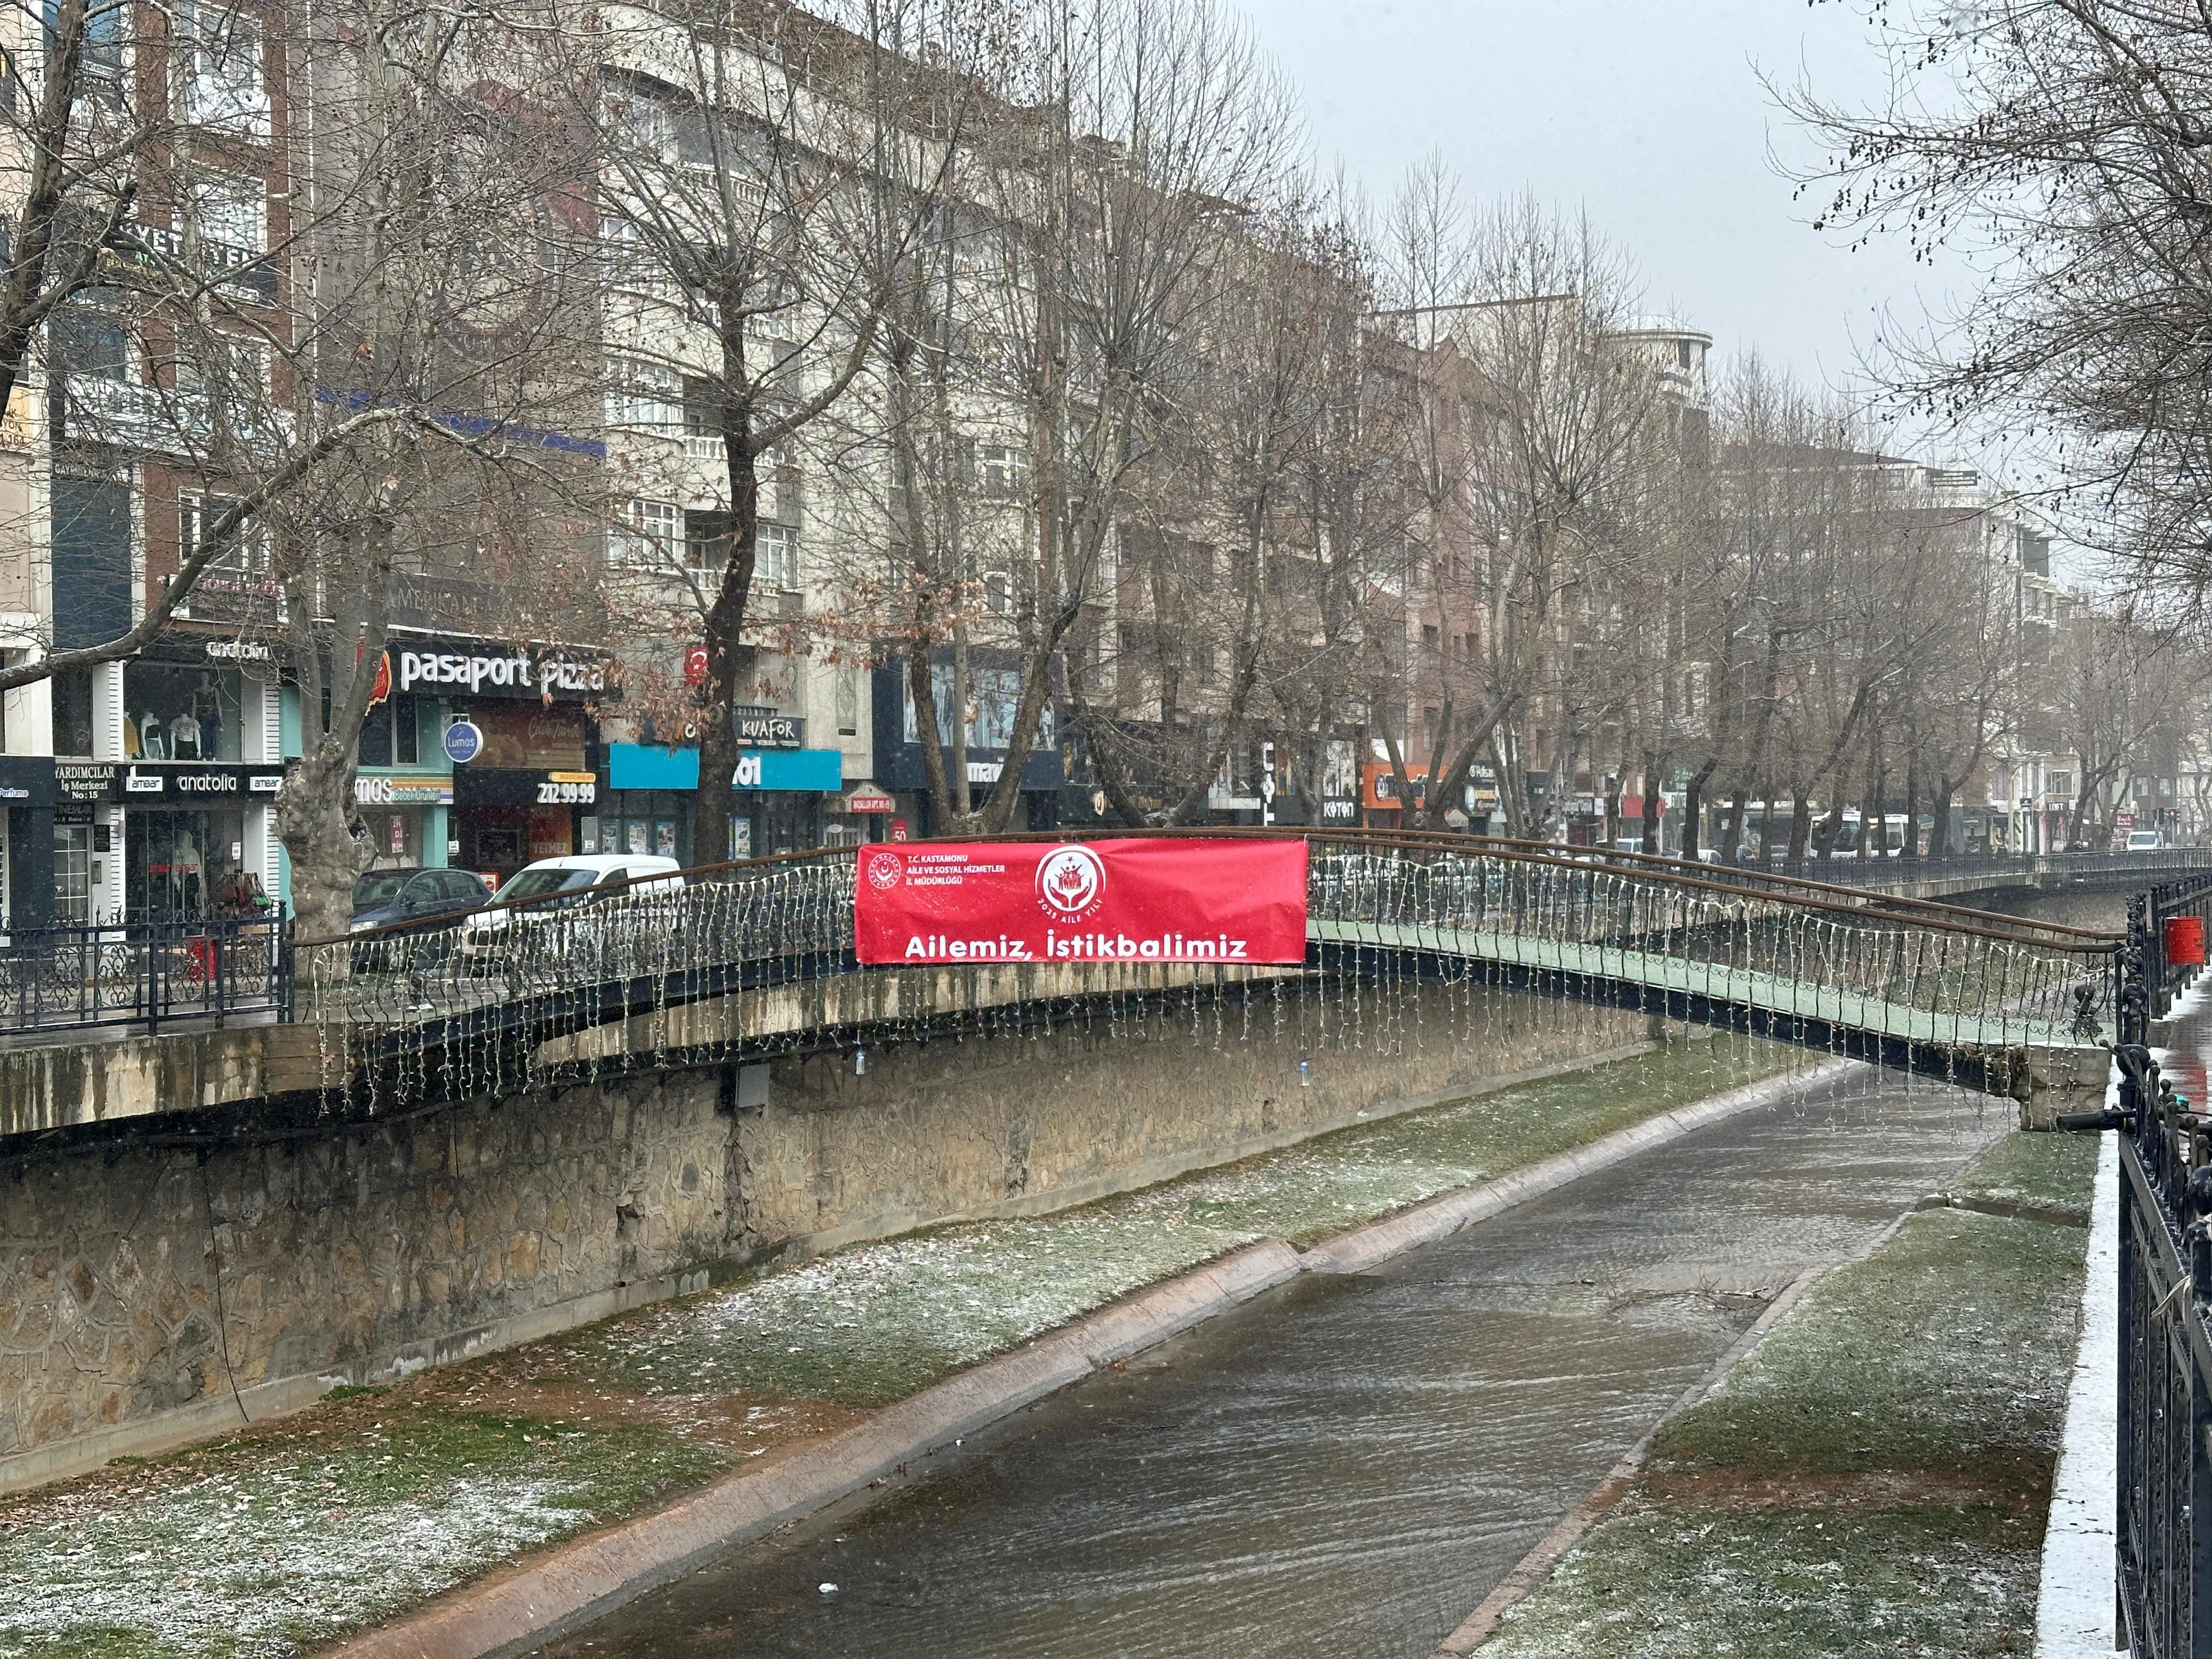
[543,1068,2015,1659]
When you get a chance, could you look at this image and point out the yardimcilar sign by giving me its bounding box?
[853,838,1308,966]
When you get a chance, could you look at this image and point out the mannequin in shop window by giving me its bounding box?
[170,710,202,759]
[139,711,167,759]
[172,828,203,915]
[190,673,224,758]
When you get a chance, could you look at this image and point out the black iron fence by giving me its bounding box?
[1728,847,2212,888]
[0,912,287,1037]
[2078,896,2212,1658]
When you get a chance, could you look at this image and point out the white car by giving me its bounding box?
[457,854,683,972]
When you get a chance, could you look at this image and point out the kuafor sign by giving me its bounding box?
[853,838,1308,966]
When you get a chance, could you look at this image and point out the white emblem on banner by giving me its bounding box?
[1035,844,1106,922]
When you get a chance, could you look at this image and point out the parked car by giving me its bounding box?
[2128,830,2166,851]
[348,866,492,970]
[456,854,683,973]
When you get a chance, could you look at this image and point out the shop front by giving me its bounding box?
[872,662,1063,834]
[354,774,455,869]
[601,742,847,861]
[452,763,597,890]
[56,760,285,922]
[0,755,57,930]
[427,644,602,889]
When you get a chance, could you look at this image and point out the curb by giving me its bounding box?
[2034,1127,2124,1659]
[324,1056,1848,1659]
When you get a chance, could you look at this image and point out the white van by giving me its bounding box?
[2127,830,2166,852]
[458,854,682,966]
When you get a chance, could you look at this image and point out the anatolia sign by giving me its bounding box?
[853,838,1308,966]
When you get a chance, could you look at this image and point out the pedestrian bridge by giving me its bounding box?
[293,832,2126,1114]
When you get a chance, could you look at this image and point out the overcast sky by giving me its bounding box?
[1250,0,1965,410]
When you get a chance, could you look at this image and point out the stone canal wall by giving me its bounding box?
[0,983,1647,1491]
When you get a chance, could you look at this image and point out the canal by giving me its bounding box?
[544,1065,2016,1658]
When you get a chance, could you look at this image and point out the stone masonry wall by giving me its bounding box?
[1,980,1643,1488]
[0,1071,730,1484]
[737,980,1649,1254]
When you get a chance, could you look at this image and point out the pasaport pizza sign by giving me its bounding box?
[853,838,1308,966]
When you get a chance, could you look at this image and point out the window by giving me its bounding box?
[177,492,279,624]
[978,443,1027,499]
[611,498,680,565]
[682,377,723,460]
[2048,771,2073,798]
[51,298,127,381]
[174,331,267,410]
[176,1,267,135]
[983,572,1009,615]
[186,172,265,253]
[358,694,420,767]
[611,88,679,167]
[835,670,858,737]
[606,357,682,433]
[602,215,675,300]
[758,521,798,591]
[48,0,123,88]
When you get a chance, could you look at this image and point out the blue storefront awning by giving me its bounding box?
[608,743,844,793]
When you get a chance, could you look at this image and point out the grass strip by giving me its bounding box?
[1480,1128,2100,1659]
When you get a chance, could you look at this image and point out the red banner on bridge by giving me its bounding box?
[854,838,1309,967]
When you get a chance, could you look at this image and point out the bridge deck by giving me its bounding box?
[1313,919,2099,1055]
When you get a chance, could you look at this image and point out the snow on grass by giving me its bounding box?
[0,1411,727,1659]
[1650,1206,2087,1479]
[1482,1130,2094,1659]
[571,1036,1802,1405]
[1485,1506,2038,1658]
[1948,1128,2100,1222]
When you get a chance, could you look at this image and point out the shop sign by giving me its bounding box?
[844,787,896,814]
[0,755,57,808]
[854,838,1309,966]
[454,767,599,807]
[470,703,587,770]
[537,771,598,806]
[56,762,117,803]
[202,638,274,662]
[356,775,455,806]
[735,706,803,747]
[390,634,607,701]
[889,818,909,842]
[83,763,289,802]
[1319,799,1358,824]
[735,749,843,792]
[444,720,484,764]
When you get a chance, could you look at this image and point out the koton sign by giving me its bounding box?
[854,838,1308,966]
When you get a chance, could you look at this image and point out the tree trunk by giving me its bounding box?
[1720,785,1748,865]
[1640,750,1662,854]
[1680,755,1719,860]
[1901,760,1921,861]
[1930,781,1956,857]
[692,325,763,867]
[1788,793,1813,861]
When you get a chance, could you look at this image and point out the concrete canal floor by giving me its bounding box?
[543,1066,2018,1659]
